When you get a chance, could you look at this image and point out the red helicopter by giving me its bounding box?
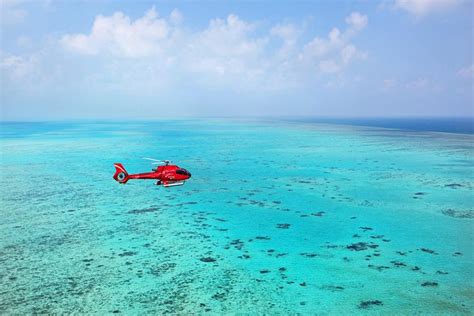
[113,158,191,187]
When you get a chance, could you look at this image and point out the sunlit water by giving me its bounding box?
[0,120,473,314]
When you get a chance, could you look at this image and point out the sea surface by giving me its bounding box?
[285,117,474,134]
[0,119,473,314]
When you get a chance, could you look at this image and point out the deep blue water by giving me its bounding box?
[285,117,474,134]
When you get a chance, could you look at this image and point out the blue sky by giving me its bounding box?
[1,0,472,120]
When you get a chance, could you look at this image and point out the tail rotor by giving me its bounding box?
[113,163,129,184]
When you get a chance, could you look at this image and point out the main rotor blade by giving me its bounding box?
[143,157,162,162]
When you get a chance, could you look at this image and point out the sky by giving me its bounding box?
[0,0,473,120]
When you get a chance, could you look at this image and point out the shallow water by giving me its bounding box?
[0,120,473,314]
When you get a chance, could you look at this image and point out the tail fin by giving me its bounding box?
[113,163,129,184]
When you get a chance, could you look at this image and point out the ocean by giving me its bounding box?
[0,119,473,314]
[284,117,474,134]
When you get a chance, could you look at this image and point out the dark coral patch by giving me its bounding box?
[212,292,226,301]
[300,252,319,258]
[321,285,344,292]
[118,251,137,257]
[229,239,244,250]
[346,242,379,251]
[368,264,390,272]
[127,207,159,214]
[442,209,474,219]
[150,262,176,276]
[199,257,216,263]
[420,248,438,255]
[445,183,463,188]
[276,223,291,229]
[358,300,383,309]
[421,281,438,287]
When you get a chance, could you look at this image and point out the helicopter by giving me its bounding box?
[113,158,191,187]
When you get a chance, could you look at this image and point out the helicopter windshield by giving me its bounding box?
[176,169,190,175]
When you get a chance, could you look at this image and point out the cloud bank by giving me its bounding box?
[55,7,368,91]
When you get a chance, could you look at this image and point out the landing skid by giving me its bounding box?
[156,180,185,187]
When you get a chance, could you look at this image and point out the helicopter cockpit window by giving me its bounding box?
[176,169,187,175]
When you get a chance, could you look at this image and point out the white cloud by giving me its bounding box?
[319,59,341,73]
[341,45,357,64]
[193,15,262,58]
[457,64,474,78]
[345,12,368,31]
[168,14,270,91]
[271,23,300,58]
[61,7,174,57]
[1,0,28,25]
[300,12,368,73]
[169,9,183,25]
[0,54,36,80]
[16,36,32,48]
[271,23,299,42]
[394,0,462,16]
[383,78,397,90]
[0,47,62,90]
[406,77,428,89]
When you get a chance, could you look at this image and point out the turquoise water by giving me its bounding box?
[0,120,473,314]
